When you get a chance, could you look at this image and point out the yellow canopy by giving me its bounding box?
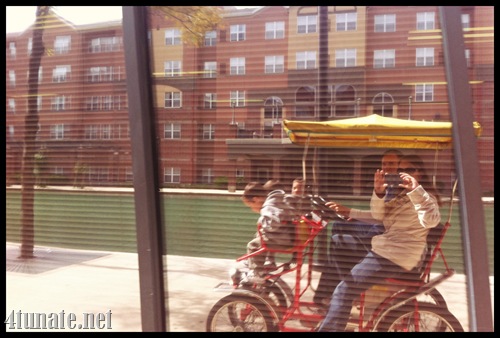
[283,114,482,149]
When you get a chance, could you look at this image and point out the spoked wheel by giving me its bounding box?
[375,302,463,332]
[206,293,279,332]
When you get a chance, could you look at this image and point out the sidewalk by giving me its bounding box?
[6,242,494,332]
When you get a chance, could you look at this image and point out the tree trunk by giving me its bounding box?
[20,6,50,259]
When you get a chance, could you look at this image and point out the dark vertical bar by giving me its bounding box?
[439,6,493,332]
[122,6,166,331]
[316,6,330,269]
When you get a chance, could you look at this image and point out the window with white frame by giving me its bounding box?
[265,55,284,73]
[165,28,181,45]
[230,91,245,107]
[335,49,356,67]
[296,51,316,69]
[465,49,471,67]
[205,30,217,46]
[374,49,395,68]
[101,124,112,139]
[204,61,217,78]
[85,96,124,111]
[27,38,32,56]
[374,14,396,32]
[416,47,434,66]
[9,42,16,59]
[50,124,66,140]
[9,70,15,87]
[9,99,15,113]
[90,36,122,53]
[164,60,182,77]
[85,125,99,140]
[204,93,217,109]
[203,124,215,140]
[415,84,434,102]
[416,12,435,30]
[461,13,470,29]
[230,57,245,75]
[236,169,245,178]
[372,92,394,117]
[53,65,71,83]
[164,123,181,139]
[52,96,69,111]
[125,167,133,182]
[297,15,317,34]
[54,36,71,54]
[265,21,285,39]
[164,92,182,108]
[230,24,246,41]
[201,168,214,184]
[164,167,181,184]
[336,12,357,31]
[264,96,283,120]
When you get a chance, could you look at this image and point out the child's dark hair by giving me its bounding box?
[242,182,268,201]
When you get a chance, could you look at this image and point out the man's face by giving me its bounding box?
[381,153,400,173]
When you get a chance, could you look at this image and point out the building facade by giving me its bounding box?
[6,6,494,195]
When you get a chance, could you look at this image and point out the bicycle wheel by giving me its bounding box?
[375,302,463,332]
[416,288,447,308]
[206,293,279,332]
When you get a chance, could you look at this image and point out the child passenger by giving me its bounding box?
[242,180,299,280]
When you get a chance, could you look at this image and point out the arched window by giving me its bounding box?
[264,96,283,120]
[372,92,394,117]
[295,86,315,118]
[333,84,357,117]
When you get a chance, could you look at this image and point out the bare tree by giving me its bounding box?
[20,6,50,259]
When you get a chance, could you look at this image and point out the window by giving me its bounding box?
[54,36,71,54]
[8,99,15,113]
[461,13,470,29]
[335,49,356,67]
[265,21,284,39]
[230,24,246,41]
[87,66,122,82]
[295,86,315,118]
[372,92,394,117]
[101,125,112,139]
[416,48,434,67]
[164,92,182,108]
[85,96,125,111]
[50,124,66,140]
[333,84,357,117]
[230,57,245,75]
[85,125,99,140]
[230,91,245,107]
[465,49,471,67]
[336,12,357,31]
[297,15,317,34]
[203,124,215,140]
[374,14,396,32]
[204,93,217,109]
[27,38,32,56]
[201,168,214,184]
[164,123,181,139]
[90,36,122,52]
[415,84,434,102]
[53,65,71,83]
[52,96,69,111]
[236,169,245,178]
[264,96,283,120]
[9,42,16,59]
[265,55,284,74]
[374,49,395,68]
[9,70,15,87]
[164,167,181,184]
[416,12,435,30]
[165,29,181,45]
[164,61,182,77]
[296,51,316,69]
[203,62,217,78]
[204,30,217,46]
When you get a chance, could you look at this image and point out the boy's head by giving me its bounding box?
[292,177,305,196]
[242,182,268,213]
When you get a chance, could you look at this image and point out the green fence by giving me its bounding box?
[6,189,494,275]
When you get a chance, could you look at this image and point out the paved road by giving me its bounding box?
[6,243,493,332]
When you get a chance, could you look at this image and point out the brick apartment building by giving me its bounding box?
[6,6,494,196]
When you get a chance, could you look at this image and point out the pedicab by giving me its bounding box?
[206,114,481,332]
